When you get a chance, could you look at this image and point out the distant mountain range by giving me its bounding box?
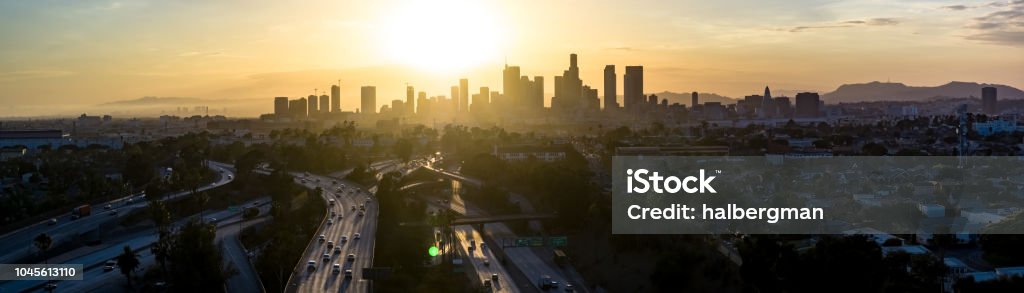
[100,96,209,106]
[652,91,737,106]
[821,81,1024,103]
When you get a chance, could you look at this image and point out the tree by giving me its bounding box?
[34,233,52,264]
[117,245,140,286]
[393,138,414,162]
[166,219,228,291]
[149,200,171,237]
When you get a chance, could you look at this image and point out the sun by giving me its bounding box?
[378,0,506,72]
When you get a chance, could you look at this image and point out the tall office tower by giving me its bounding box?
[451,86,460,111]
[319,95,329,114]
[533,76,544,110]
[583,86,600,111]
[795,92,821,118]
[471,87,489,113]
[458,78,469,113]
[330,84,341,112]
[691,91,699,108]
[982,86,998,115]
[417,93,429,116]
[290,98,308,119]
[503,65,521,111]
[761,86,774,118]
[307,95,318,115]
[391,100,405,115]
[604,65,617,110]
[360,86,377,114]
[274,97,289,117]
[624,66,644,109]
[406,86,415,115]
[774,97,793,118]
[648,94,658,106]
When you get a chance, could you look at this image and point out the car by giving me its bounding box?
[103,260,116,271]
[483,259,490,266]
[351,206,356,211]
[344,269,353,279]
[327,241,334,249]
[353,233,360,240]
[491,273,498,282]
[539,275,553,289]
[333,246,342,254]
[307,260,317,272]
[331,211,336,217]
[329,199,335,206]
[322,254,331,261]
[207,217,216,222]
[104,204,112,210]
[550,281,560,289]
[358,211,365,216]
[483,279,492,288]
[347,254,355,261]
[327,219,334,225]
[338,214,343,219]
[564,284,575,292]
[332,263,341,274]
[48,218,57,226]
[318,234,326,242]
[341,236,348,243]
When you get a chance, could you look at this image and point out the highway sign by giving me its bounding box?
[528,237,544,247]
[549,236,568,247]
[515,238,530,247]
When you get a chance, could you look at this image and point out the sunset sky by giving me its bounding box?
[1,0,1022,116]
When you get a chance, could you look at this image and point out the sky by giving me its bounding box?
[0,0,1022,117]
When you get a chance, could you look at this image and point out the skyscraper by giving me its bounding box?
[503,65,521,111]
[307,95,318,115]
[691,91,699,108]
[459,78,469,113]
[274,97,289,117]
[406,86,415,115]
[761,86,774,118]
[982,86,998,115]
[290,98,308,119]
[604,65,617,110]
[532,76,544,110]
[553,54,584,112]
[361,86,376,114]
[330,84,341,112]
[795,92,820,118]
[624,66,644,110]
[319,95,329,114]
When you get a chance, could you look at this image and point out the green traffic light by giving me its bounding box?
[428,245,439,256]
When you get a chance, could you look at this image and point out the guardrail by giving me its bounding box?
[283,180,331,293]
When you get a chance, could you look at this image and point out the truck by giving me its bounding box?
[553,249,568,267]
[71,204,91,219]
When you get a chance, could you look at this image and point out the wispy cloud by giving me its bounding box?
[787,18,899,33]
[964,0,1024,45]
[0,70,75,82]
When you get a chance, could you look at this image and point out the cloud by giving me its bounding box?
[0,70,75,82]
[942,5,970,11]
[964,0,1024,45]
[788,18,898,33]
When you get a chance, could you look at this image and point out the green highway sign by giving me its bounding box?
[549,236,568,247]
[515,238,530,247]
[528,237,544,247]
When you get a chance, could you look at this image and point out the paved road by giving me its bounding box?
[290,170,384,293]
[0,161,234,265]
[0,198,267,293]
[452,225,520,293]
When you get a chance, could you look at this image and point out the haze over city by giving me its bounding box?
[2,0,1023,117]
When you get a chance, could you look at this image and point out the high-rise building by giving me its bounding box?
[290,98,308,119]
[274,97,289,117]
[330,84,341,112]
[691,92,699,108]
[761,86,774,118]
[774,97,792,118]
[361,86,376,114]
[532,76,544,110]
[451,86,460,111]
[795,92,820,118]
[624,66,644,109]
[319,95,329,114]
[471,87,489,113]
[604,65,617,110]
[307,95,318,115]
[553,54,584,112]
[406,86,415,115]
[982,86,998,115]
[503,65,521,111]
[459,79,469,113]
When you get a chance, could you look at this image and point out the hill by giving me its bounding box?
[822,81,1024,103]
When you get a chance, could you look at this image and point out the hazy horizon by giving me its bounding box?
[2,0,1023,117]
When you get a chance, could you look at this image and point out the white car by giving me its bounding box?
[347,254,355,261]
[344,269,353,279]
[332,263,341,274]
[341,236,348,243]
[318,234,325,242]
[353,233,361,240]
[307,260,317,272]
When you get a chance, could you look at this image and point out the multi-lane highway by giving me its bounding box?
[290,168,385,293]
[0,197,267,293]
[0,161,234,265]
[452,225,520,292]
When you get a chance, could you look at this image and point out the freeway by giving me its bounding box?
[452,225,520,293]
[289,171,383,293]
[0,161,235,265]
[0,198,268,293]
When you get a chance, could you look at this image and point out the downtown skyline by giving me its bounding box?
[1,0,1023,117]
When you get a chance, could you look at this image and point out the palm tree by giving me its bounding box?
[117,245,140,286]
[33,233,52,264]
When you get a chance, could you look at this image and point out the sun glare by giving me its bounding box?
[379,0,506,73]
